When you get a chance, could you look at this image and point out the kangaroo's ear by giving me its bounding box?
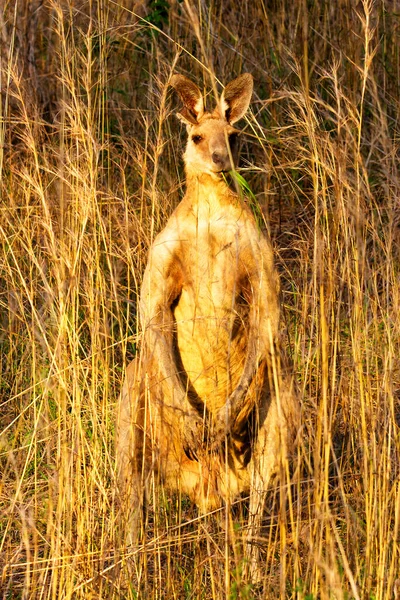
[170,74,204,125]
[220,73,253,124]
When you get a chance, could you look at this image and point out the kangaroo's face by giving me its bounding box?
[184,116,240,175]
[170,73,253,178]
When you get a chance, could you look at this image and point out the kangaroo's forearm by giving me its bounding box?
[223,336,259,424]
[143,324,195,416]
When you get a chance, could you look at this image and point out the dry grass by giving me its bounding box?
[0,0,399,598]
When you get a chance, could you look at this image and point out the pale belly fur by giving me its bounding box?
[173,287,248,413]
[170,211,250,413]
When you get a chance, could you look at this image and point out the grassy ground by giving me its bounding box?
[1,0,399,598]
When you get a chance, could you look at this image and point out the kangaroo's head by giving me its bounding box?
[170,73,253,178]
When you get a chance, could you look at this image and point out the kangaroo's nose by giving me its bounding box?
[212,151,223,164]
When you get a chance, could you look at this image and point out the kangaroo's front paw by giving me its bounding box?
[182,411,206,461]
[203,406,231,454]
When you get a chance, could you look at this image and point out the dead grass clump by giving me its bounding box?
[1,0,399,598]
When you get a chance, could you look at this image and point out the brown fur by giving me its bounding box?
[116,73,299,570]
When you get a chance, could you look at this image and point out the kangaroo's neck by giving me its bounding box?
[184,172,237,212]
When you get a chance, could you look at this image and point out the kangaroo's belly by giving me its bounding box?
[173,288,249,413]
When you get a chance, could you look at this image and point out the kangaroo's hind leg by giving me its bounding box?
[245,369,299,581]
[116,357,147,547]
[245,398,281,580]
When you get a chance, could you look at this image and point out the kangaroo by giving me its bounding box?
[116,72,299,573]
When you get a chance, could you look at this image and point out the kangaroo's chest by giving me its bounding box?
[178,214,246,304]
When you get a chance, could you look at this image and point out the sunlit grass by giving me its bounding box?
[0,0,399,598]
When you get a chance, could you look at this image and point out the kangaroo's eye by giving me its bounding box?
[192,135,203,144]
